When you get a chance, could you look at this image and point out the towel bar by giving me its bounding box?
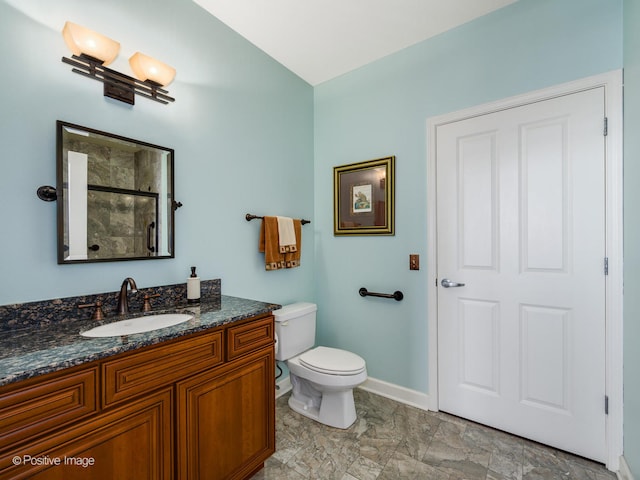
[359,287,403,301]
[245,213,311,225]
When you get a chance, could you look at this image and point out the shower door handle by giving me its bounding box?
[147,221,156,253]
[441,278,465,288]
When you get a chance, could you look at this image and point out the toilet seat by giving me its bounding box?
[299,346,366,375]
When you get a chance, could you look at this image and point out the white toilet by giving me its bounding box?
[274,302,367,429]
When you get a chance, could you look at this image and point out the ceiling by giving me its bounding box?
[193,0,517,85]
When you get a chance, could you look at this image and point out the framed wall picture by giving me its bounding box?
[333,156,395,235]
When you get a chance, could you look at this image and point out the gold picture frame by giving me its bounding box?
[333,156,395,236]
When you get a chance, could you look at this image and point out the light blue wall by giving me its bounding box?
[624,0,640,475]
[0,0,315,306]
[2,0,636,474]
[314,0,622,393]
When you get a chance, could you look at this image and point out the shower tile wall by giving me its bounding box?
[134,150,161,256]
[67,139,160,259]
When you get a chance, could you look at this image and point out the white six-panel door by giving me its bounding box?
[436,87,607,462]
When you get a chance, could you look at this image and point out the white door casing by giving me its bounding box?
[426,71,623,471]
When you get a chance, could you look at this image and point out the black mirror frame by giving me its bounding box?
[56,120,176,264]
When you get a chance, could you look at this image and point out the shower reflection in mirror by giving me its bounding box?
[57,121,175,264]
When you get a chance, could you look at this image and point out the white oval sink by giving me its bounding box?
[81,313,193,338]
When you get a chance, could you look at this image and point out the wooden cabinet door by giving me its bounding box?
[0,389,172,480]
[177,347,275,480]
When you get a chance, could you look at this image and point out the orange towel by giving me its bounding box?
[259,217,302,270]
[259,217,284,270]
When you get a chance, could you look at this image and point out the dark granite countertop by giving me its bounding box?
[0,295,281,388]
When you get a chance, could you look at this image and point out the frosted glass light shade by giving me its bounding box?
[129,52,176,86]
[62,21,120,66]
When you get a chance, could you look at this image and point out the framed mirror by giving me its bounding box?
[56,121,176,264]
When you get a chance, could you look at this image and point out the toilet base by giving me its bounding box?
[288,376,357,429]
[288,394,321,423]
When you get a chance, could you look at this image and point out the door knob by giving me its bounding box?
[441,278,465,288]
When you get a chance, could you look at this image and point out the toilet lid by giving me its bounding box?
[299,346,366,375]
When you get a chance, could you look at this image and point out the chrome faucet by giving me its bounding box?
[116,277,138,315]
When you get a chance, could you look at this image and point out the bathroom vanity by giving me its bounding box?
[0,294,278,480]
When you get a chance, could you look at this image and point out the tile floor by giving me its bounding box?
[251,389,617,480]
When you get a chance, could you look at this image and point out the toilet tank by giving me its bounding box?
[273,302,317,361]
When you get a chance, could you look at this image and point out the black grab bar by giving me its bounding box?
[359,287,403,301]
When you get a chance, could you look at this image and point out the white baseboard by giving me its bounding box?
[618,456,635,480]
[358,376,430,411]
[275,374,430,411]
[275,376,292,399]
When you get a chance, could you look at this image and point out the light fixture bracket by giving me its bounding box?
[62,54,175,105]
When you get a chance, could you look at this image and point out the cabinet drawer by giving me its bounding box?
[226,315,274,361]
[0,367,98,452]
[103,330,223,406]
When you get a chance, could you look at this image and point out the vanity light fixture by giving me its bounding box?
[129,52,176,88]
[62,21,120,65]
[61,21,176,105]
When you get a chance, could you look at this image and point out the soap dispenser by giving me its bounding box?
[187,266,201,304]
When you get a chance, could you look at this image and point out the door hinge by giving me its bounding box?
[604,117,608,136]
[604,257,609,275]
[605,395,609,415]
